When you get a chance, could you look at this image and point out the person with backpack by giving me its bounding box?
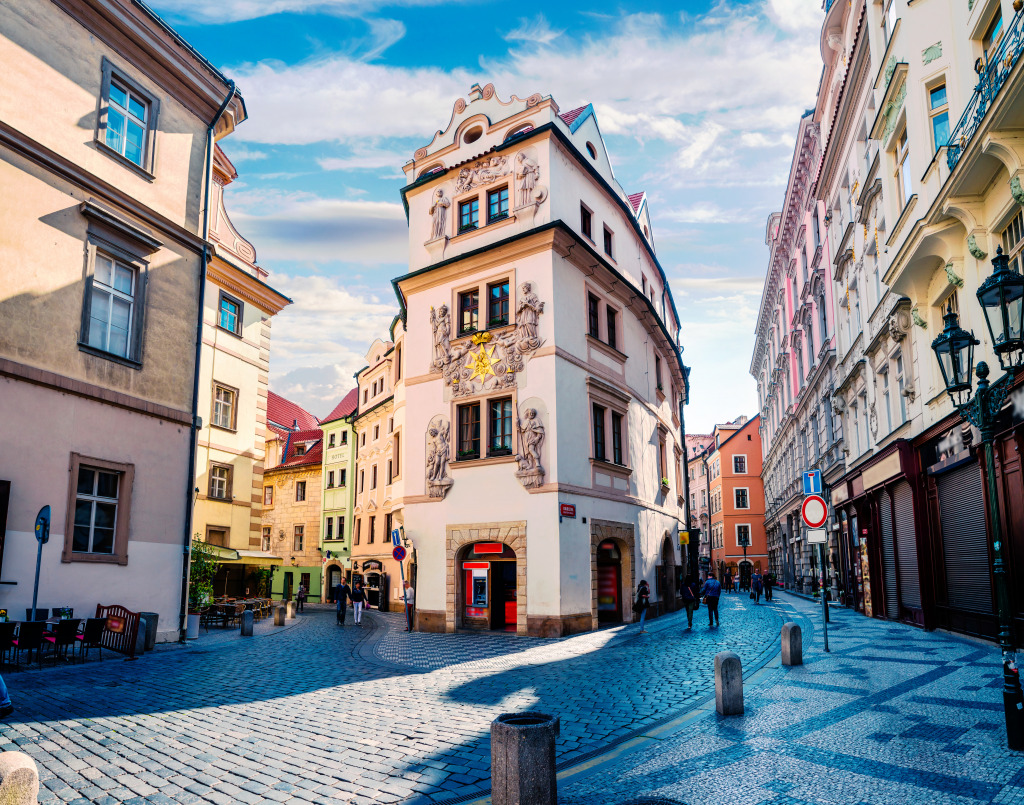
[680,575,699,630]
[350,581,367,624]
[635,580,651,633]
[700,572,722,628]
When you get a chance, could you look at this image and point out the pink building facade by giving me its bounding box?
[751,112,844,591]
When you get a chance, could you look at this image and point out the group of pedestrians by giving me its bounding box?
[331,580,416,631]
[635,567,778,633]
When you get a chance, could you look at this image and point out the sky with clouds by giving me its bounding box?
[152,0,824,434]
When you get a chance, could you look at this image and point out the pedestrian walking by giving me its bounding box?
[723,569,733,593]
[403,580,416,632]
[700,573,722,627]
[351,581,367,624]
[733,572,741,594]
[680,575,699,630]
[635,580,651,633]
[765,571,775,602]
[296,583,306,613]
[333,579,351,625]
[752,571,764,604]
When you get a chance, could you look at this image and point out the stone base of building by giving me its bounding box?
[415,610,446,633]
[526,613,591,638]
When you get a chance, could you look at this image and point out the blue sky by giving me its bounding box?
[152,0,824,434]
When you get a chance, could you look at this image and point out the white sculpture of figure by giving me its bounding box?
[426,418,453,498]
[514,408,545,489]
[431,305,451,369]
[515,153,539,208]
[429,189,450,241]
[515,282,544,350]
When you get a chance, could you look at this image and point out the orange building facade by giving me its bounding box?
[707,415,766,587]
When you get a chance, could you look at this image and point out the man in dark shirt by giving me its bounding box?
[700,573,722,628]
[334,580,351,626]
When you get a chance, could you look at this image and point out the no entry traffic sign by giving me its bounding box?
[801,495,828,529]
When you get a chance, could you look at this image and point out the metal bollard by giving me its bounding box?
[781,622,803,666]
[241,610,254,637]
[274,606,285,626]
[138,611,159,651]
[715,651,743,716]
[490,712,559,805]
[0,750,40,804]
[286,601,296,619]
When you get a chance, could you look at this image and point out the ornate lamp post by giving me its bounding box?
[930,246,1024,750]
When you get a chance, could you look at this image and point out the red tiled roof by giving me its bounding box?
[322,389,358,424]
[267,390,319,432]
[559,105,588,126]
[627,192,645,213]
[278,428,323,469]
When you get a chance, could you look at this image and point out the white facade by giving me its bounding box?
[394,85,689,637]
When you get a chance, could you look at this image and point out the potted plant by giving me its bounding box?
[186,534,218,639]
[660,477,670,490]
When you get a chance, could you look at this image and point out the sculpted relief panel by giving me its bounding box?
[425,415,453,499]
[430,282,545,399]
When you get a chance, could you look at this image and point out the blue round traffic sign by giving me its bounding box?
[392,545,407,562]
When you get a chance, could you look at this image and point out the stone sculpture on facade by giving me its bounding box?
[431,305,452,369]
[429,189,450,241]
[515,152,540,208]
[514,408,545,489]
[426,416,453,499]
[456,156,510,193]
[515,282,544,350]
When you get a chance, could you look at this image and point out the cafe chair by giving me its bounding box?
[43,618,81,666]
[75,618,105,663]
[12,621,45,669]
[0,623,15,668]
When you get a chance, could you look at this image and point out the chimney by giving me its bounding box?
[292,418,298,430]
[468,83,484,102]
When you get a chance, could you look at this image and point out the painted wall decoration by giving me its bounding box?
[431,282,546,398]
[425,415,453,499]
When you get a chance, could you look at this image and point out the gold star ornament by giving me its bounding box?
[467,345,497,381]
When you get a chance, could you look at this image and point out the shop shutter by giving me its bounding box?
[893,480,921,609]
[879,488,899,619]
[937,463,993,612]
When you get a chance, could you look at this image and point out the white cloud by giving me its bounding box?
[664,202,749,225]
[767,0,825,32]
[505,15,564,45]
[153,0,444,24]
[220,144,269,162]
[318,146,408,173]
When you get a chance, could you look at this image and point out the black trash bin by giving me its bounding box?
[490,712,559,805]
[139,611,159,651]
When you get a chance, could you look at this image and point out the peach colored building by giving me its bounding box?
[707,416,767,587]
[393,85,690,637]
[0,0,245,640]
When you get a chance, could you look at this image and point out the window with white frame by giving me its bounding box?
[86,253,136,359]
[212,383,237,430]
[262,526,271,552]
[1002,210,1024,273]
[895,350,908,423]
[327,471,335,488]
[929,83,950,150]
[894,126,912,209]
[884,0,897,42]
[735,488,750,509]
[293,525,304,552]
[736,524,751,547]
[880,365,893,434]
[99,65,157,171]
[326,517,334,539]
[209,464,231,499]
[733,455,747,474]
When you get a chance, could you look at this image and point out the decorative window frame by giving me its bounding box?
[735,523,752,548]
[96,57,160,179]
[451,269,516,340]
[211,380,240,432]
[63,452,134,565]
[733,486,750,510]
[208,461,233,500]
[583,283,627,362]
[732,454,748,474]
[587,377,631,472]
[450,390,520,466]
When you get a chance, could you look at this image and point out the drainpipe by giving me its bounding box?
[179,81,236,639]
[678,387,697,585]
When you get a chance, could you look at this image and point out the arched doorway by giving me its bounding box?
[325,564,343,601]
[456,542,517,631]
[590,520,635,629]
[739,560,753,591]
[596,540,623,623]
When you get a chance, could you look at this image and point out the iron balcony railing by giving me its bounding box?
[947,9,1024,170]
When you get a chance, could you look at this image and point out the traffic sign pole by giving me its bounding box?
[802,490,830,651]
[820,542,829,651]
[32,506,50,623]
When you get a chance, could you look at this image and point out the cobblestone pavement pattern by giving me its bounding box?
[2,596,782,804]
[557,593,1024,805]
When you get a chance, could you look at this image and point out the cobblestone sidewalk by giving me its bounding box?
[555,592,1024,805]
[0,596,781,804]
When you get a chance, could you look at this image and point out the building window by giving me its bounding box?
[658,432,668,485]
[384,512,393,544]
[813,211,821,247]
[581,204,592,239]
[264,486,273,505]
[588,293,601,338]
[603,226,614,258]
[371,465,377,489]
[262,527,271,552]
[735,488,749,509]
[338,516,345,540]
[488,281,510,327]
[341,431,348,445]
[489,398,513,454]
[85,253,137,360]
[606,307,618,350]
[929,83,950,150]
[1002,210,1024,273]
[359,470,364,493]
[736,524,751,547]
[328,433,336,448]
[611,411,623,465]
[393,433,401,477]
[294,444,306,456]
[894,127,912,208]
[326,517,334,539]
[593,404,607,461]
[488,186,509,223]
[327,471,335,489]
[880,367,893,434]
[363,389,368,404]
[387,459,393,485]
[374,424,379,441]
[459,198,479,232]
[983,10,1004,63]
[212,384,237,430]
[458,402,481,459]
[100,68,156,170]
[293,525,304,552]
[733,455,747,474]
[72,466,119,555]
[368,515,376,544]
[395,345,402,381]
[895,351,908,423]
[206,527,228,547]
[361,433,366,446]
[340,468,347,487]
[354,518,361,545]
[655,355,663,391]
[883,0,896,42]
[218,293,242,336]
[209,464,231,500]
[296,481,306,502]
[459,289,479,335]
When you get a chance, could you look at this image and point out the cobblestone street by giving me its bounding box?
[1,596,781,805]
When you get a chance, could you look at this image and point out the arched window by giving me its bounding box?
[504,125,534,141]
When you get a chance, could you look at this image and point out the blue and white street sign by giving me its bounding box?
[391,529,401,547]
[802,470,823,496]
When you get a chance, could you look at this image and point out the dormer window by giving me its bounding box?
[505,125,534,141]
[294,444,306,456]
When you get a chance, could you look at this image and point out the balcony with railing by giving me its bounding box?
[947,9,1024,170]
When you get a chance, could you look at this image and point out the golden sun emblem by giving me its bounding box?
[467,344,498,382]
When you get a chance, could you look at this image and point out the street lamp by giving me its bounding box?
[930,245,1024,750]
